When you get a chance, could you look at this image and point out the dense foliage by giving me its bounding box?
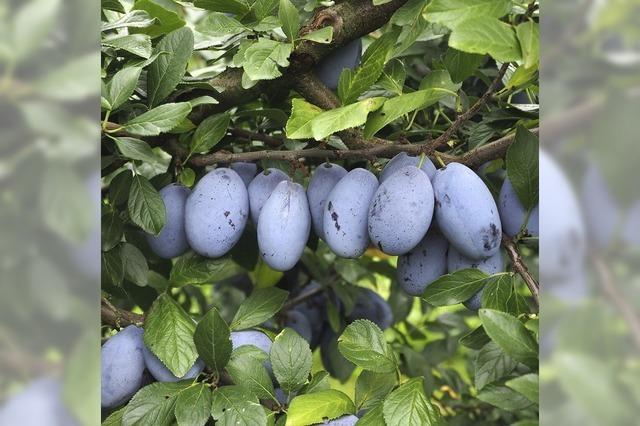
[100,0,539,425]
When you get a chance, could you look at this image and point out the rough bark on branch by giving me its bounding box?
[187,127,539,167]
[101,297,144,328]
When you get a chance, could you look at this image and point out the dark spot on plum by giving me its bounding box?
[224,211,230,217]
[331,212,340,231]
[228,219,235,229]
[327,201,333,211]
[377,241,384,251]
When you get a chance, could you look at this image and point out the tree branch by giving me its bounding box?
[502,236,539,309]
[191,0,409,118]
[101,297,144,328]
[188,127,538,167]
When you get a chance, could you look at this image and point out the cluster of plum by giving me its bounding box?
[146,152,538,303]
[101,280,391,424]
[102,325,273,409]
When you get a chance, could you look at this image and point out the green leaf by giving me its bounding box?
[516,21,539,69]
[102,247,124,286]
[479,309,538,367]
[175,383,212,426]
[338,30,397,105]
[169,252,241,286]
[102,10,156,32]
[337,319,397,373]
[194,0,251,15]
[226,346,275,400]
[131,0,186,38]
[363,89,451,138]
[425,0,511,29]
[422,268,489,306]
[286,390,355,426]
[102,407,125,425]
[355,370,397,411]
[102,34,152,58]
[460,325,490,349]
[194,307,232,373]
[128,173,166,235]
[144,294,199,377]
[102,0,125,13]
[122,381,191,426]
[300,371,331,394]
[250,0,279,20]
[475,341,517,390]
[196,12,247,37]
[109,170,133,206]
[123,103,192,136]
[121,242,149,286]
[449,18,522,62]
[443,48,485,83]
[270,328,312,392]
[287,97,385,140]
[419,69,461,93]
[230,287,289,330]
[112,136,158,163]
[147,27,194,107]
[300,26,333,43]
[506,373,539,404]
[284,98,323,139]
[243,39,292,81]
[382,377,444,426]
[210,386,268,426]
[481,274,520,314]
[102,211,123,251]
[189,113,231,156]
[357,402,386,426]
[507,126,539,209]
[279,0,300,42]
[106,67,142,111]
[476,383,535,411]
[377,59,406,95]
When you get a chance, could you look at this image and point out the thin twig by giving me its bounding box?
[426,63,510,153]
[592,254,640,352]
[502,236,539,309]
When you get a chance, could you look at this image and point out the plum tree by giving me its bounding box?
[101,325,146,408]
[323,414,359,425]
[315,38,362,90]
[248,168,290,223]
[499,177,539,237]
[307,163,348,238]
[323,168,379,258]
[284,310,313,343]
[397,228,449,296]
[146,183,191,259]
[257,181,311,271]
[142,346,205,382]
[184,168,249,258]
[230,162,258,188]
[433,162,502,260]
[448,247,505,310]
[368,165,434,255]
[347,288,393,330]
[379,152,436,182]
